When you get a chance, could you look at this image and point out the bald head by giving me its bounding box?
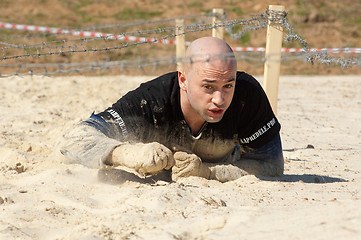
[186,37,234,57]
[183,37,237,73]
[177,37,237,130]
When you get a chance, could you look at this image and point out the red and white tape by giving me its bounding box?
[0,21,175,44]
[1,21,361,54]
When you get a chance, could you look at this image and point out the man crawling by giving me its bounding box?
[58,37,284,182]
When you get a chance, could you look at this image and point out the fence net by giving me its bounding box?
[0,9,360,77]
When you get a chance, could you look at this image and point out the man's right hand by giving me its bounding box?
[110,142,175,175]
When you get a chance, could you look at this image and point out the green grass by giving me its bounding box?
[227,7,244,17]
[238,32,250,44]
[113,8,163,20]
[188,0,202,8]
[74,0,96,9]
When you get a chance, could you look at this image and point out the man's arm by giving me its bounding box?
[172,134,284,182]
[230,133,284,175]
[57,122,122,168]
[58,114,174,173]
[206,158,283,183]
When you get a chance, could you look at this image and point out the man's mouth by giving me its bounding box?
[208,108,224,116]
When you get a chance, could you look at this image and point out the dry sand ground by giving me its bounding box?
[0,74,360,239]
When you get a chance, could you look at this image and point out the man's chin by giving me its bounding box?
[204,115,223,123]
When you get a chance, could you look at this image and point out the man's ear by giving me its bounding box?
[178,71,187,91]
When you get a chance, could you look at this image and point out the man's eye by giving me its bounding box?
[224,84,233,89]
[204,85,212,90]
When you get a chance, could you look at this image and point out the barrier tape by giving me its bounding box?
[1,21,361,54]
[0,21,175,44]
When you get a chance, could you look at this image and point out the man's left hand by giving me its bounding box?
[171,151,211,181]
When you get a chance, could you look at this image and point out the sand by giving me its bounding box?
[0,74,360,239]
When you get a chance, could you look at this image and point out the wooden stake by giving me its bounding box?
[175,18,186,71]
[212,8,224,39]
[263,5,285,115]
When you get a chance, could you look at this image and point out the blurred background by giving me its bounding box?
[0,0,360,76]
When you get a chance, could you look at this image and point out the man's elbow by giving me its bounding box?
[262,157,284,177]
[269,163,284,177]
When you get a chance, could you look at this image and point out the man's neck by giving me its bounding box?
[186,117,206,136]
[180,91,205,135]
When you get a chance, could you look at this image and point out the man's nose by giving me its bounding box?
[211,90,224,106]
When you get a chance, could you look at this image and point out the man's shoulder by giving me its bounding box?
[122,71,179,103]
[139,71,178,89]
[235,71,264,96]
[236,71,261,87]
[122,71,179,107]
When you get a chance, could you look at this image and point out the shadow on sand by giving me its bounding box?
[97,168,172,185]
[98,169,348,185]
[257,174,348,183]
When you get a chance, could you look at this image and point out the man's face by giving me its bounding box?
[185,60,236,123]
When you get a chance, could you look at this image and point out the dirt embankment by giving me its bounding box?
[0,0,360,76]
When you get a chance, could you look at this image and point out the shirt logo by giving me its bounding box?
[107,109,128,138]
[240,118,276,144]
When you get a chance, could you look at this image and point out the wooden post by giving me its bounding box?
[175,18,186,71]
[263,5,285,115]
[212,8,224,39]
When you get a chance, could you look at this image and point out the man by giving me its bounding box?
[59,37,284,182]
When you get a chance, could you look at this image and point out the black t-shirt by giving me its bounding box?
[96,71,280,162]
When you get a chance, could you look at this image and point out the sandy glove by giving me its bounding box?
[172,151,211,181]
[109,142,174,175]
